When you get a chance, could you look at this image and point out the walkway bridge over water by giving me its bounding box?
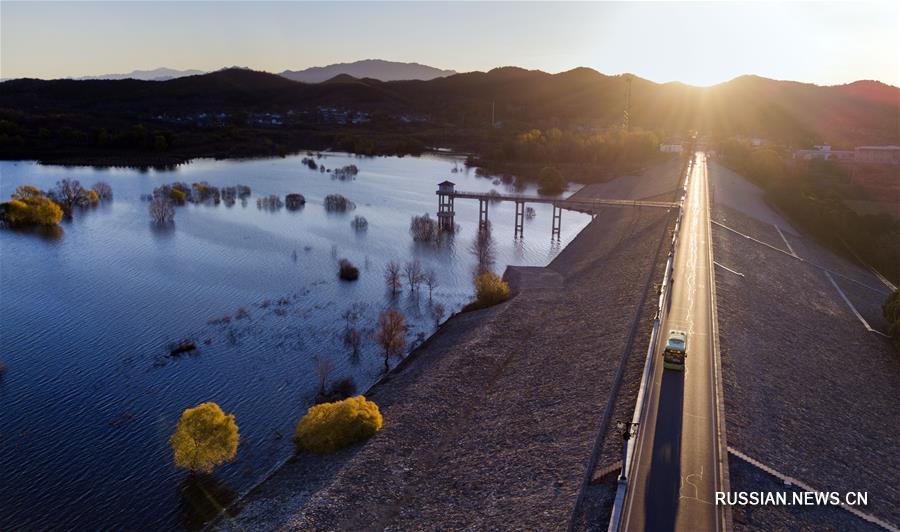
[436,181,677,239]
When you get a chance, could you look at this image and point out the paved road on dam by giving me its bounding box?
[620,152,728,532]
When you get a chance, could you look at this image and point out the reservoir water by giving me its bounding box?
[0,152,590,529]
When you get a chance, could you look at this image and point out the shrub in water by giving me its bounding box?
[170,402,239,473]
[0,186,63,226]
[339,259,359,281]
[285,193,306,210]
[324,194,355,212]
[93,181,113,201]
[294,395,383,453]
[351,215,368,231]
[169,188,186,204]
[474,272,510,308]
[149,197,175,224]
[409,213,439,242]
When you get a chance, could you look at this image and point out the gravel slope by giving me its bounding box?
[710,164,900,528]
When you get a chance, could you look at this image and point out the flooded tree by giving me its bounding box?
[409,213,439,242]
[375,309,407,372]
[350,215,368,231]
[285,193,306,210]
[339,259,359,281]
[93,181,113,200]
[430,302,445,327]
[315,358,334,399]
[1,185,63,226]
[52,178,84,212]
[332,164,359,180]
[403,260,424,291]
[384,260,402,295]
[424,269,438,299]
[324,194,355,212]
[170,402,239,474]
[344,327,362,360]
[149,197,175,224]
[470,224,496,276]
[256,194,283,210]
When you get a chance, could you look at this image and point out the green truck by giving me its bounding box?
[664,329,688,370]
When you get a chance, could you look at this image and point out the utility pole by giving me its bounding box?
[623,74,632,130]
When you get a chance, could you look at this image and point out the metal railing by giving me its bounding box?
[443,189,677,209]
[606,156,692,532]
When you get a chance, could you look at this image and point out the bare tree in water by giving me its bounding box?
[403,260,424,291]
[470,223,496,276]
[424,269,438,299]
[149,197,175,224]
[53,179,84,211]
[316,358,333,398]
[375,309,407,373]
[430,302,445,328]
[384,260,402,295]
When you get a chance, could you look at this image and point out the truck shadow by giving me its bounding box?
[643,369,684,531]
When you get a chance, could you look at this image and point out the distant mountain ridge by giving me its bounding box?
[76,67,206,81]
[279,59,456,83]
[1,66,897,147]
[5,60,457,83]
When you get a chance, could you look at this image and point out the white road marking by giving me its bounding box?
[729,447,899,532]
[825,271,890,337]
[773,224,797,256]
[711,220,887,294]
[713,261,744,277]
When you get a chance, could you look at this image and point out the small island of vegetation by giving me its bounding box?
[1,179,112,228]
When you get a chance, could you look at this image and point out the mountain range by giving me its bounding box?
[1,66,897,150]
[13,60,457,83]
[76,67,206,81]
[279,59,456,83]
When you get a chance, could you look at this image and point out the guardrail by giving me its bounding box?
[606,156,693,532]
[447,190,677,209]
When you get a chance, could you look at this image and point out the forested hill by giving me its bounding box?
[1,67,897,163]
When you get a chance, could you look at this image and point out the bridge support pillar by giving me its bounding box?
[514,201,525,238]
[551,203,562,240]
[437,193,455,232]
[478,198,489,232]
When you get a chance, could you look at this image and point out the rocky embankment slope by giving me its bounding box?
[218,160,682,530]
[710,161,899,529]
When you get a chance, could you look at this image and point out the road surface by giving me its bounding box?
[620,152,728,531]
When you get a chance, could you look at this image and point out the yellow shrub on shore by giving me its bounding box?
[474,272,510,308]
[0,186,63,226]
[295,395,383,454]
[170,402,239,473]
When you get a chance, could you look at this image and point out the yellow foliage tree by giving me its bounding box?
[474,272,510,308]
[295,396,383,454]
[170,402,239,474]
[169,188,186,204]
[1,185,63,226]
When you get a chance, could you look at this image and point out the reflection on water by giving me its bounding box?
[178,474,236,531]
[5,223,65,241]
[0,152,591,529]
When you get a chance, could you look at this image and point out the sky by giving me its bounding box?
[2,1,898,86]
